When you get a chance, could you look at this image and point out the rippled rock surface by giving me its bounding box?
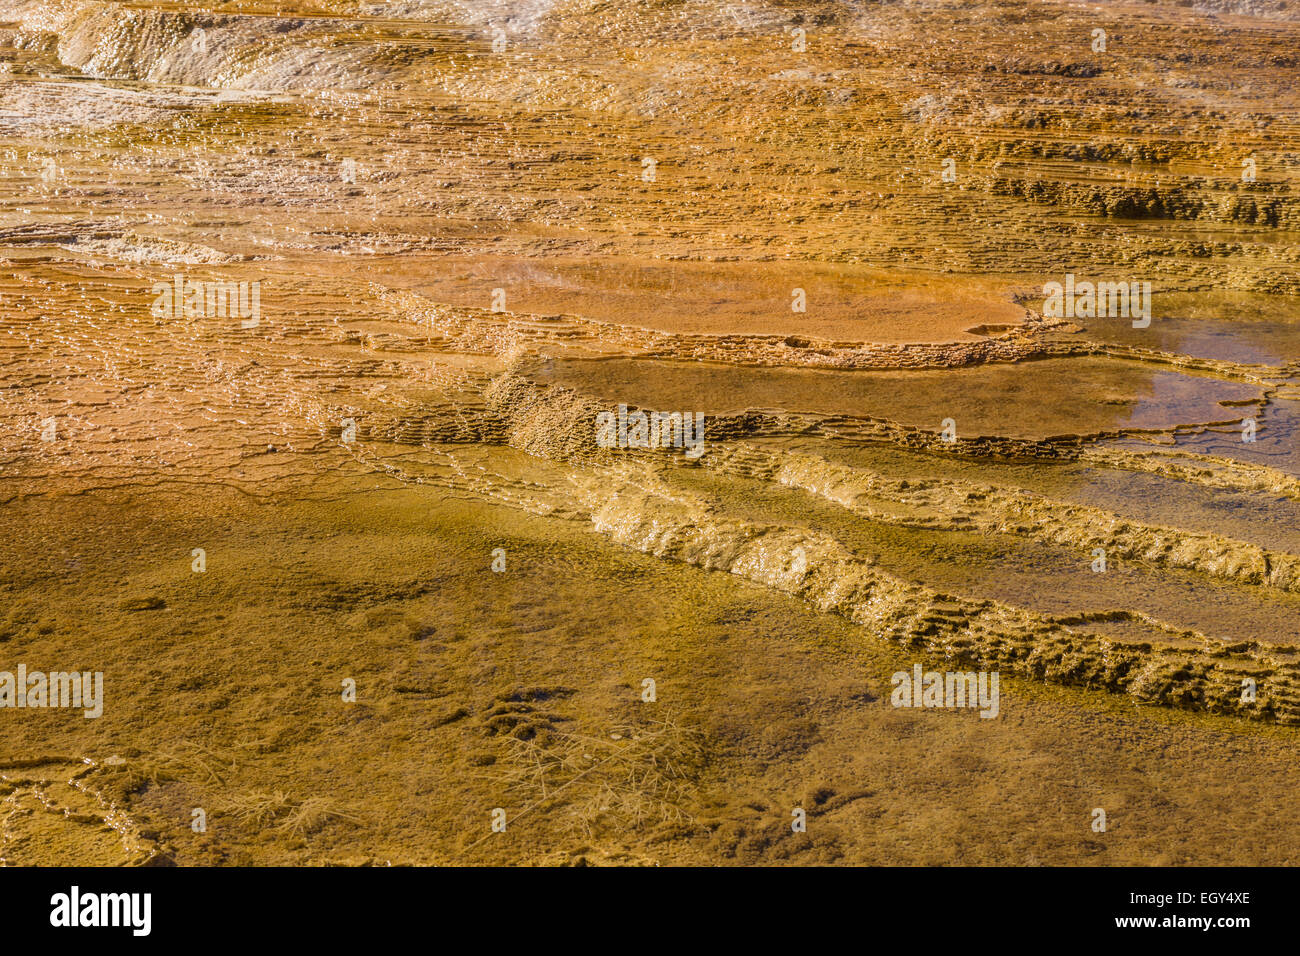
[1,0,1298,865]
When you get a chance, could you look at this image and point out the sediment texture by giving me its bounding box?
[2,0,1299,865]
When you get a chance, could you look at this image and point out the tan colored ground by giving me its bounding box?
[368,257,1030,341]
[1,0,1298,865]
[3,475,1299,866]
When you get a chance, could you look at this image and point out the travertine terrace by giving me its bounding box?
[0,0,1298,865]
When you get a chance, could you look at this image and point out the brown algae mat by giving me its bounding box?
[1,0,1299,865]
[1,474,1298,866]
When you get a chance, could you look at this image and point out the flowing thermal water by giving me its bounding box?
[1,0,1299,864]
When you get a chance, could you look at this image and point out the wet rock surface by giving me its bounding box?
[1,0,1298,864]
